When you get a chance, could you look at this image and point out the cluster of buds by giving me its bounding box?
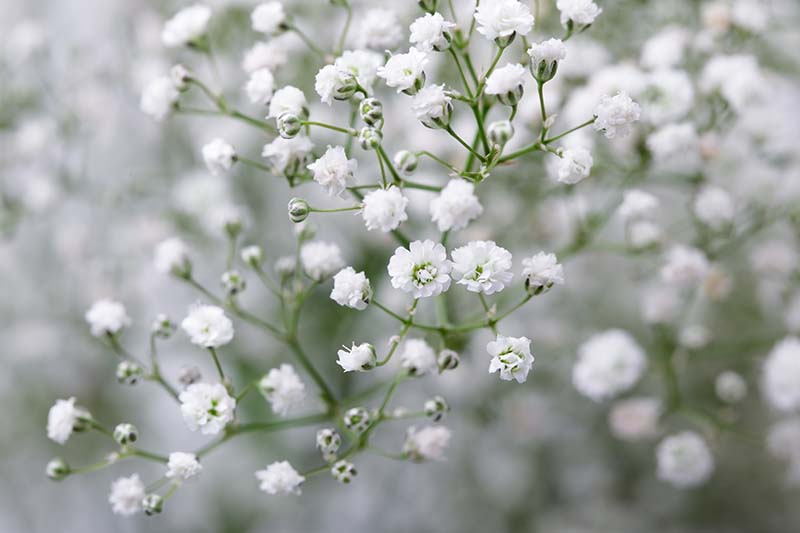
[116,361,143,385]
[343,407,371,433]
[316,428,342,462]
[330,460,357,484]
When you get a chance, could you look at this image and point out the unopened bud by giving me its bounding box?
[277,112,302,139]
[393,150,419,175]
[359,98,384,126]
[240,245,264,268]
[288,197,310,223]
[46,457,70,481]
[358,127,383,150]
[116,361,143,385]
[170,64,191,91]
[316,428,342,461]
[274,255,297,279]
[488,120,515,147]
[179,366,202,387]
[438,349,459,371]
[151,314,176,339]
[143,494,164,516]
[331,460,357,484]
[343,407,370,433]
[424,395,449,422]
[113,423,139,446]
[221,270,246,295]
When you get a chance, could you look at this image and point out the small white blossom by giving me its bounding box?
[166,452,202,481]
[521,252,564,293]
[593,91,641,139]
[361,186,409,232]
[715,371,747,404]
[108,474,145,516]
[660,245,710,287]
[154,237,191,276]
[528,38,567,67]
[377,48,428,93]
[181,304,234,348]
[656,431,715,488]
[357,8,403,50]
[572,330,647,401]
[314,64,356,105]
[337,343,377,372]
[251,2,286,36]
[388,240,452,298]
[700,54,765,112]
[300,241,345,281]
[556,0,603,27]
[556,147,593,184]
[259,364,306,416]
[400,338,438,376]
[242,39,289,73]
[306,146,357,197]
[763,337,800,412]
[267,86,307,119]
[627,220,663,250]
[403,426,451,461]
[262,136,314,175]
[618,189,659,222]
[451,240,513,295]
[255,461,305,495]
[473,0,534,41]
[646,122,700,171]
[335,50,384,94]
[179,383,236,435]
[410,84,452,127]
[140,76,179,122]
[608,397,661,441]
[331,267,371,310]
[409,13,456,52]
[201,138,236,176]
[429,178,483,232]
[162,4,212,48]
[245,68,275,105]
[85,299,130,337]
[641,286,681,324]
[487,335,535,383]
[47,397,89,444]
[484,63,526,98]
[693,186,734,231]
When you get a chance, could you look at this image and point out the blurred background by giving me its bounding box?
[2,0,800,531]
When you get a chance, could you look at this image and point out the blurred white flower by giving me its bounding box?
[85,299,131,337]
[108,474,145,516]
[763,337,800,412]
[694,186,735,231]
[301,241,345,280]
[572,329,647,401]
[245,68,275,105]
[262,136,314,174]
[259,364,306,416]
[656,431,714,488]
[47,397,89,444]
[403,426,452,461]
[618,189,659,222]
[660,245,710,287]
[202,138,237,176]
[715,371,747,404]
[251,2,286,35]
[557,0,602,27]
[162,4,212,48]
[401,338,439,376]
[429,178,483,232]
[357,8,403,50]
[140,76,179,122]
[154,237,191,276]
[166,452,202,482]
[608,397,661,441]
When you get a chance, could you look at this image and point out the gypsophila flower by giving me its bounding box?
[201,138,236,176]
[335,50,384,94]
[251,2,286,36]
[656,431,715,488]
[438,348,460,371]
[388,240,452,298]
[556,147,593,184]
[473,0,534,42]
[763,337,800,412]
[627,220,662,250]
[484,63,526,105]
[179,383,235,435]
[556,0,603,27]
[572,329,647,401]
[693,186,735,231]
[357,8,403,50]
[593,92,641,139]
[116,361,143,385]
[429,178,483,232]
[646,122,700,171]
[331,267,371,310]
[618,189,659,222]
[343,407,371,433]
[521,252,564,294]
[337,342,377,372]
[377,48,428,94]
[314,64,357,105]
[262,135,314,176]
[608,397,661,441]
[487,335,534,383]
[152,313,176,338]
[316,428,341,459]
[450,240,513,295]
[242,39,288,73]
[700,54,765,112]
[400,338,438,376]
[259,364,306,416]
[162,4,212,48]
[85,299,130,337]
[424,395,449,422]
[641,286,681,324]
[300,241,345,281]
[46,458,69,481]
[307,145,357,197]
[361,186,409,232]
[108,474,145,516]
[715,371,747,404]
[245,68,275,105]
[409,13,456,52]
[267,86,307,119]
[403,426,451,461]
[166,452,202,482]
[528,38,567,81]
[256,461,305,495]
[241,245,264,267]
[411,84,452,128]
[660,245,710,287]
[47,397,89,444]
[181,304,234,348]
[140,76,179,122]
[331,460,357,484]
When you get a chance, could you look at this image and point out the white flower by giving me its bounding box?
[409,13,456,52]
[331,267,371,310]
[242,39,289,73]
[608,397,661,441]
[259,364,306,416]
[162,4,212,48]
[166,452,202,481]
[627,220,662,249]
[335,50,384,94]
[357,8,403,50]
[140,76,179,122]
[732,0,768,33]
[179,383,236,435]
[715,371,747,404]
[556,0,603,27]
[593,91,641,139]
[640,26,690,70]
[641,286,681,324]
[251,2,285,35]
[314,64,356,105]
[388,240,452,298]
[473,0,534,41]
[47,397,89,444]
[659,245,710,287]
[411,84,452,127]
[451,240,513,295]
[300,241,345,280]
[572,329,647,401]
[255,461,305,495]
[262,136,314,175]
[700,54,765,112]
[656,431,714,488]
[181,305,234,348]
[337,343,377,372]
[267,86,307,119]
[767,418,800,463]
[429,178,483,232]
[763,337,800,412]
[202,138,236,176]
[484,63,526,97]
[154,237,191,277]
[618,189,659,222]
[487,335,535,383]
[556,147,593,184]
[361,186,409,232]
[521,252,564,293]
[528,38,567,80]
[306,145,357,197]
[85,299,131,337]
[693,186,734,231]
[641,69,695,125]
[646,122,700,171]
[108,474,145,516]
[403,426,451,461]
[400,338,438,376]
[750,241,798,278]
[377,48,428,93]
[245,68,275,105]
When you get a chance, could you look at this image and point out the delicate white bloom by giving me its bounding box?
[640,26,690,70]
[618,189,659,222]
[154,238,191,278]
[608,397,661,441]
[473,0,534,41]
[179,383,236,435]
[557,0,603,27]
[201,138,236,176]
[527,38,567,77]
[259,364,306,416]
[242,39,289,73]
[679,325,711,350]
[85,299,130,337]
[108,474,145,516]
[487,335,535,383]
[763,337,800,412]
[47,397,89,444]
[641,286,681,324]
[646,122,700,171]
[572,330,647,401]
[331,267,371,310]
[521,252,564,293]
[314,64,354,105]
[715,371,747,404]
[255,461,305,495]
[166,452,202,481]
[700,54,765,112]
[627,220,662,250]
[377,48,428,93]
[660,245,710,287]
[732,0,768,33]
[335,50,384,94]
[245,68,275,105]
[262,136,314,174]
[409,13,456,52]
[429,178,483,232]
[140,76,179,122]
[307,146,357,197]
[388,240,452,298]
[400,338,438,376]
[410,84,452,127]
[361,187,409,232]
[641,69,695,125]
[162,4,212,48]
[403,426,451,461]
[484,63,526,96]
[251,2,285,35]
[593,92,641,139]
[181,305,234,348]
[556,147,593,184]
[450,240,513,295]
[750,241,798,278]
[300,241,345,280]
[656,431,715,488]
[693,186,734,231]
[357,8,403,50]
[337,343,377,372]
[267,86,307,119]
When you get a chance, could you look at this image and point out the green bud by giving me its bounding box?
[116,361,143,385]
[487,120,515,147]
[359,98,383,126]
[424,395,449,422]
[46,457,70,481]
[113,423,139,446]
[393,150,419,175]
[287,197,310,223]
[143,494,164,516]
[221,270,246,295]
[437,349,459,371]
[358,127,383,150]
[277,112,303,139]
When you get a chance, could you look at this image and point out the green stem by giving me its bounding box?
[544,117,596,145]
[208,347,225,382]
[302,121,356,136]
[445,125,485,161]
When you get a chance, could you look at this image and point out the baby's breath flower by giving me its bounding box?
[255,461,305,495]
[377,48,428,95]
[521,252,564,295]
[179,383,236,435]
[487,335,535,383]
[429,178,483,232]
[473,0,534,44]
[47,397,90,445]
[307,146,357,197]
[300,241,345,281]
[656,431,714,488]
[109,474,145,516]
[593,91,641,139]
[572,330,647,401]
[388,239,452,298]
[251,2,286,36]
[450,240,514,295]
[337,342,377,372]
[331,267,372,310]
[181,304,234,348]
[403,425,451,461]
[85,299,131,337]
[409,12,456,52]
[400,338,439,376]
[259,364,307,416]
[162,4,212,48]
[201,138,236,176]
[484,63,527,106]
[361,186,409,232]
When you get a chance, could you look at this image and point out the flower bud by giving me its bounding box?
[333,72,359,102]
[277,112,303,139]
[151,313,176,339]
[221,270,246,295]
[46,457,70,481]
[424,395,449,422]
[222,213,244,240]
[116,360,143,385]
[330,460,357,484]
[393,150,419,176]
[287,197,310,223]
[240,245,264,268]
[437,349,459,371]
[358,127,383,150]
[143,494,164,516]
[179,366,202,387]
[359,97,384,126]
[495,32,517,49]
[343,407,371,433]
[274,256,297,279]
[170,64,191,91]
[316,428,342,461]
[497,85,523,107]
[113,423,139,446]
[487,120,515,147]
